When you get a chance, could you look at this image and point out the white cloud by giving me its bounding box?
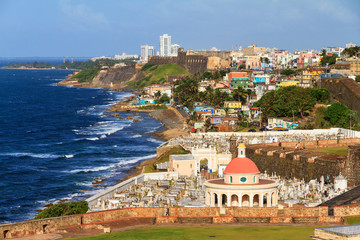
[59,0,110,31]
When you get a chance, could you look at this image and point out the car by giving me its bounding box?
[260,127,269,131]
[248,129,256,132]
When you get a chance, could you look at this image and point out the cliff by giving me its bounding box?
[57,64,139,91]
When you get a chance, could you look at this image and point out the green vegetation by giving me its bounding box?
[324,102,360,130]
[253,86,330,120]
[173,78,250,110]
[341,46,360,57]
[309,147,348,156]
[356,76,360,83]
[34,201,88,220]
[72,67,101,83]
[320,50,338,66]
[145,146,188,173]
[280,69,296,76]
[5,59,136,70]
[141,62,157,71]
[128,64,191,89]
[345,215,360,225]
[66,226,316,240]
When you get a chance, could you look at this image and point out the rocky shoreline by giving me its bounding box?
[56,75,189,187]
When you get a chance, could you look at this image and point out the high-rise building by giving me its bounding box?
[141,45,155,61]
[171,44,180,56]
[159,34,172,57]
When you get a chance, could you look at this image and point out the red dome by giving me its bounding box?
[224,157,260,174]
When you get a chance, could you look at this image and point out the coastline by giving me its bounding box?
[56,76,189,192]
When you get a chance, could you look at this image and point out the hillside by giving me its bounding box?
[127,63,191,89]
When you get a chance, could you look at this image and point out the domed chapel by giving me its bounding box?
[204,144,278,207]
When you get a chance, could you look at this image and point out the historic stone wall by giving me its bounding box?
[319,77,360,119]
[244,142,360,186]
[0,206,350,239]
[149,51,208,74]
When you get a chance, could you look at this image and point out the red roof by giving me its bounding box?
[224,157,260,174]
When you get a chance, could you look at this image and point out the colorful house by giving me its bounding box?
[228,72,250,89]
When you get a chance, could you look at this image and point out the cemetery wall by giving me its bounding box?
[0,206,348,239]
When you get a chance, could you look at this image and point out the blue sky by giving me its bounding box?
[0,0,359,57]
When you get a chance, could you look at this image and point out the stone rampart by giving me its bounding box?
[319,77,360,119]
[245,142,360,186]
[0,206,353,239]
[149,51,208,74]
[333,205,360,216]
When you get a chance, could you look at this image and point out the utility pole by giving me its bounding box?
[292,110,295,122]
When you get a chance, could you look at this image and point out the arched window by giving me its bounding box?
[254,176,256,182]
[241,150,243,155]
[230,176,233,183]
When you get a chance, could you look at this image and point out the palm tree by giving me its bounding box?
[232,87,248,104]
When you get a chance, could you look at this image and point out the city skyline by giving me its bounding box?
[0,0,359,57]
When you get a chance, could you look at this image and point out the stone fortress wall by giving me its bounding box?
[243,140,360,186]
[149,50,208,74]
[2,205,359,239]
[319,77,360,119]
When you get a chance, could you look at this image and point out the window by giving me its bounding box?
[230,176,233,183]
[241,150,243,155]
[190,164,192,168]
[254,176,256,182]
[177,164,179,168]
[240,177,247,183]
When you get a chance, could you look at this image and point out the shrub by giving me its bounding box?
[34,201,89,219]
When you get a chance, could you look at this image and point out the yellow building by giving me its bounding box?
[279,80,299,87]
[224,101,242,109]
[350,59,360,76]
[168,154,196,177]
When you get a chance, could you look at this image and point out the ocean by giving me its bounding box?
[0,68,164,224]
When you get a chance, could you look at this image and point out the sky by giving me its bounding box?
[0,0,359,57]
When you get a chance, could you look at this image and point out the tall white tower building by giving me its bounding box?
[141,45,155,61]
[159,34,172,57]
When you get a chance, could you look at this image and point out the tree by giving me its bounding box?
[264,57,270,65]
[320,53,338,66]
[154,90,161,99]
[341,46,360,57]
[232,86,248,104]
[324,103,350,126]
[280,69,296,76]
[204,118,212,132]
[202,72,212,79]
[356,76,360,83]
[34,201,89,219]
[158,93,170,104]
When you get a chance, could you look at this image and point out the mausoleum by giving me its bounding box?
[204,144,278,207]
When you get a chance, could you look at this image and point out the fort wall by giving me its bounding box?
[319,77,360,119]
[244,141,360,186]
[1,205,356,239]
[149,51,208,74]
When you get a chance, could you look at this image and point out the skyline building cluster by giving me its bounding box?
[141,34,181,61]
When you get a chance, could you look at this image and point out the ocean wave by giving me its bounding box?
[65,154,156,174]
[0,152,61,159]
[64,154,74,159]
[85,137,99,141]
[129,134,142,138]
[147,138,164,144]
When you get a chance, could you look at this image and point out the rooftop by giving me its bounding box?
[318,225,360,236]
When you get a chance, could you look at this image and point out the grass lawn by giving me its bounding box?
[309,146,348,156]
[66,226,317,240]
[144,146,188,173]
[345,215,360,225]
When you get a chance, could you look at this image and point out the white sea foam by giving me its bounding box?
[147,138,164,144]
[85,137,99,141]
[129,134,142,138]
[64,154,74,158]
[67,164,117,174]
[0,152,61,159]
